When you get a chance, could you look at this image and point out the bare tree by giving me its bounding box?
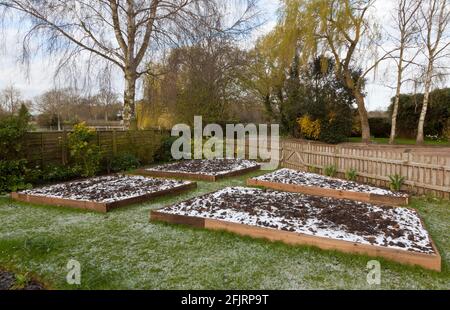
[0,84,22,114]
[0,0,259,129]
[35,88,76,131]
[95,88,119,122]
[389,0,421,144]
[415,0,450,145]
[95,65,119,122]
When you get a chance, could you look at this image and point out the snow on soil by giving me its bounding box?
[159,187,434,254]
[20,175,192,203]
[252,169,408,197]
[146,159,259,176]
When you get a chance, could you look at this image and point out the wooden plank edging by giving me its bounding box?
[11,182,197,213]
[136,164,261,182]
[150,210,441,272]
[246,179,409,206]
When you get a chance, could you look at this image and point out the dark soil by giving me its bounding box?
[0,269,45,290]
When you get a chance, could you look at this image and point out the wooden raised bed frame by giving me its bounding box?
[11,182,197,213]
[247,178,410,206]
[136,164,261,182]
[150,210,441,272]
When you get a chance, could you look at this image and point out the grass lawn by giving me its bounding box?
[348,137,450,146]
[0,170,449,289]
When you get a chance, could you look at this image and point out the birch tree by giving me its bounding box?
[0,0,258,129]
[389,0,420,144]
[415,0,450,145]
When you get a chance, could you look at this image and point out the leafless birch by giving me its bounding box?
[389,0,421,144]
[415,0,450,145]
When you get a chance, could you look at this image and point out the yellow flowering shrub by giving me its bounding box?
[298,116,321,140]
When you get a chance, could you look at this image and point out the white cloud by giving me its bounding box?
[0,27,58,99]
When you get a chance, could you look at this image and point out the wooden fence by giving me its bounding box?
[23,129,169,167]
[280,139,450,198]
[20,132,450,198]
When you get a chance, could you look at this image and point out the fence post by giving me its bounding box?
[40,132,44,167]
[62,129,68,166]
[334,144,340,172]
[112,129,117,157]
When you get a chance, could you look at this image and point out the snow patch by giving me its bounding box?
[252,169,408,197]
[146,159,259,176]
[20,175,192,203]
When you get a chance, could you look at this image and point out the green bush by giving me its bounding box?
[44,165,81,182]
[389,174,406,192]
[68,123,102,177]
[369,118,391,138]
[154,136,178,163]
[0,159,31,193]
[345,168,358,181]
[324,165,338,177]
[110,153,140,172]
[389,88,450,138]
[0,104,30,160]
[26,164,81,185]
[0,105,32,193]
[319,116,352,144]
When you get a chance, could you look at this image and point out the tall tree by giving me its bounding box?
[389,0,421,144]
[415,0,450,145]
[0,0,258,129]
[273,0,396,143]
[241,31,289,122]
[306,0,396,143]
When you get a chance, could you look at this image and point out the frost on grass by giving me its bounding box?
[159,187,434,254]
[20,175,192,203]
[146,159,259,176]
[252,169,408,197]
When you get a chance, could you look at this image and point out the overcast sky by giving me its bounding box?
[0,0,448,111]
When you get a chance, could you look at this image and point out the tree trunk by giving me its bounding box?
[390,94,400,144]
[342,71,371,144]
[390,49,405,145]
[123,71,137,130]
[354,90,371,144]
[416,70,432,145]
[105,104,109,122]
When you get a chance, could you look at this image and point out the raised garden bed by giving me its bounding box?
[247,169,409,206]
[151,187,441,271]
[11,175,196,213]
[137,159,260,181]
